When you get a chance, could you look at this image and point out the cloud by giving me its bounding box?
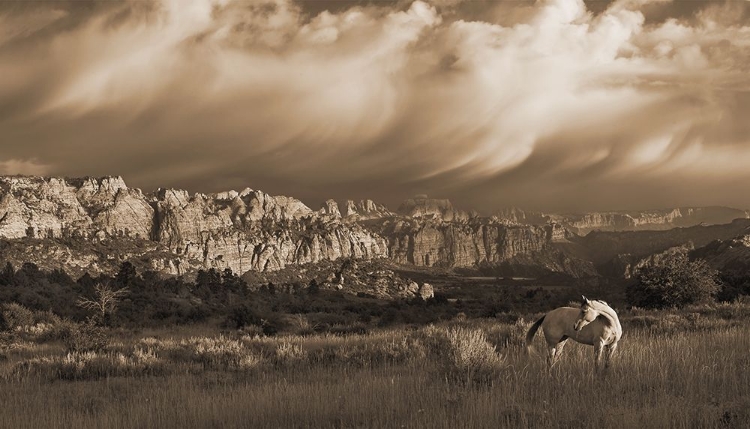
[0,0,749,211]
[0,159,51,176]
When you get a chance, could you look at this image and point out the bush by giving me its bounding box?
[11,349,167,381]
[628,248,720,309]
[61,320,109,353]
[1,303,35,331]
[419,326,505,385]
[445,327,505,383]
[273,341,307,367]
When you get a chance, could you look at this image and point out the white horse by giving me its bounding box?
[525,296,622,369]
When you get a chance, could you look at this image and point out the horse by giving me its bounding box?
[525,296,622,369]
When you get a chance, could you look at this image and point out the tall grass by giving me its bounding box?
[1,304,749,428]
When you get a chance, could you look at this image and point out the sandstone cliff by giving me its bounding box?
[552,207,748,234]
[375,218,594,277]
[397,195,471,222]
[344,199,393,220]
[5,175,744,281]
[0,176,389,276]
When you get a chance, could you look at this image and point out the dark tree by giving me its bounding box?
[115,261,138,287]
[628,248,720,309]
[0,262,15,286]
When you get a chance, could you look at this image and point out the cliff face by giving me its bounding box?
[492,206,749,234]
[0,176,153,240]
[553,207,749,234]
[397,195,471,222]
[7,175,741,281]
[344,199,393,220]
[378,219,593,277]
[0,176,389,276]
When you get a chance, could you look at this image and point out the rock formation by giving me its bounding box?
[344,199,392,220]
[418,283,434,300]
[551,207,749,234]
[0,176,389,276]
[397,195,470,222]
[319,199,342,219]
[379,219,592,276]
[3,175,746,283]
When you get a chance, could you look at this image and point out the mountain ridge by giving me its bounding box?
[2,175,749,281]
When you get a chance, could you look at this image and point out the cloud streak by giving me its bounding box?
[1,0,749,212]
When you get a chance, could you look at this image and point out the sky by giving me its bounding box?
[1,0,749,213]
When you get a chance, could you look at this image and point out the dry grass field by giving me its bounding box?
[1,303,749,429]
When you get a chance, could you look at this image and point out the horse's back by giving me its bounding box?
[540,307,579,342]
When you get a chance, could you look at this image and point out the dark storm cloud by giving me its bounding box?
[1,0,750,212]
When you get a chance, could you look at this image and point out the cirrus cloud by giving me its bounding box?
[0,0,749,212]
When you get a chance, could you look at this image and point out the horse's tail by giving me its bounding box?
[525,315,546,355]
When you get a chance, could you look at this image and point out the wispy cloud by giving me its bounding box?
[0,159,51,176]
[0,0,748,211]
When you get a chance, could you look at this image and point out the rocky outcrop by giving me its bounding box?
[153,188,388,274]
[319,199,341,219]
[0,176,389,276]
[557,207,749,234]
[691,233,750,275]
[380,219,593,277]
[397,195,470,222]
[0,176,153,240]
[494,207,549,226]
[418,283,434,300]
[5,175,747,282]
[344,199,392,220]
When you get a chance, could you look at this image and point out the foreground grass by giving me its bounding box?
[1,305,750,428]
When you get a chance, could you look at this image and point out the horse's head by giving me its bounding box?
[574,295,598,331]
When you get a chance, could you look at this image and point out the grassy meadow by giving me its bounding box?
[1,302,750,429]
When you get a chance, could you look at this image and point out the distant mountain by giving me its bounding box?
[493,206,749,234]
[2,175,749,283]
[397,195,475,222]
[692,233,750,275]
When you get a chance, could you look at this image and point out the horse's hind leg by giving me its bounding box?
[593,340,604,371]
[546,338,568,369]
[553,339,568,366]
[546,343,562,370]
[604,343,618,369]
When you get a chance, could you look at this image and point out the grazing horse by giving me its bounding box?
[525,296,622,369]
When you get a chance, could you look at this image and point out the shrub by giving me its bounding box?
[485,318,531,349]
[61,320,109,352]
[444,327,506,383]
[158,336,263,371]
[1,303,35,331]
[273,341,306,367]
[628,248,720,309]
[11,349,167,381]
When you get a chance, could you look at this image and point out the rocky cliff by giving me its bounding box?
[397,195,472,222]
[555,207,747,234]
[344,199,393,220]
[492,206,749,234]
[373,218,594,277]
[0,176,389,276]
[4,175,747,281]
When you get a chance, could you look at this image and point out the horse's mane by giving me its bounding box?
[588,299,621,328]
